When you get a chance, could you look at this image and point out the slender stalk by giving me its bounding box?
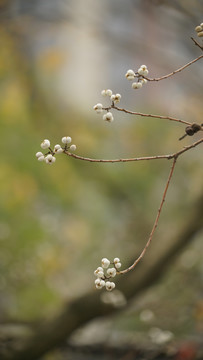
[119,158,177,274]
[65,153,168,163]
[111,106,191,125]
[191,37,203,51]
[65,138,202,275]
[145,54,203,82]
[169,137,203,159]
[65,138,203,163]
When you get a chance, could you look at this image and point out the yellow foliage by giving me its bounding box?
[0,80,28,123]
[38,49,66,72]
[0,163,38,209]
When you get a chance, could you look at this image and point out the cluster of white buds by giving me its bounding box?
[125,65,149,89]
[101,89,113,97]
[94,257,122,291]
[101,89,121,104]
[110,93,121,104]
[35,136,77,165]
[195,23,203,37]
[93,89,121,123]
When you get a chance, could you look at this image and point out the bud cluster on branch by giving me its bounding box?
[36,137,77,165]
[94,258,122,291]
[36,25,203,292]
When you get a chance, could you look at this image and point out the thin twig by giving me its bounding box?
[119,139,203,275]
[65,153,168,163]
[191,37,203,51]
[168,137,203,159]
[119,158,177,274]
[144,54,203,82]
[65,138,203,163]
[111,106,191,125]
[65,138,202,275]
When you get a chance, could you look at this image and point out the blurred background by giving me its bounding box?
[0,0,203,359]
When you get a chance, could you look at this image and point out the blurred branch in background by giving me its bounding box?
[0,193,202,360]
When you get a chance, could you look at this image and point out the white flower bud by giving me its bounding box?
[95,278,106,289]
[101,258,110,268]
[125,69,136,80]
[138,65,149,76]
[101,89,113,97]
[105,281,115,291]
[132,82,142,89]
[45,154,56,164]
[113,93,121,103]
[140,78,148,84]
[201,23,203,29]
[36,151,44,158]
[106,89,113,96]
[103,112,114,122]
[69,144,76,151]
[38,155,45,162]
[93,103,103,114]
[114,257,120,264]
[115,262,121,269]
[107,268,117,277]
[41,139,50,149]
[54,144,63,154]
[62,136,72,144]
[195,25,202,32]
[94,267,104,278]
[197,31,203,37]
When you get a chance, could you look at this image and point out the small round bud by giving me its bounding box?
[101,258,110,268]
[41,139,50,149]
[197,31,203,37]
[37,155,45,161]
[38,155,45,162]
[107,268,117,277]
[113,93,121,103]
[114,257,120,264]
[105,281,115,291]
[94,267,104,278]
[125,69,136,80]
[195,25,202,32]
[115,262,121,269]
[95,278,105,289]
[45,154,56,164]
[101,89,113,97]
[93,103,103,114]
[103,112,114,122]
[54,144,63,154]
[140,78,148,84]
[132,82,142,89]
[200,23,203,29]
[138,65,149,76]
[106,89,113,96]
[36,151,44,158]
[69,144,76,151]
[62,136,72,144]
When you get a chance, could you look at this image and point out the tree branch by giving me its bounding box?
[1,194,203,360]
[145,54,203,81]
[65,138,203,163]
